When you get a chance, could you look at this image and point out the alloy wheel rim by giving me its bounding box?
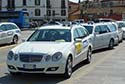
[88,49,92,61]
[67,58,72,76]
[110,41,113,48]
[14,37,18,43]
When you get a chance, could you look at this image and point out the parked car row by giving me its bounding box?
[2,20,125,79]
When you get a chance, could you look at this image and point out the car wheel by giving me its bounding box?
[12,36,18,44]
[64,56,72,78]
[121,39,123,43]
[120,36,123,43]
[86,48,92,64]
[108,39,114,49]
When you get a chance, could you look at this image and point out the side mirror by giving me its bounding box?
[74,38,82,42]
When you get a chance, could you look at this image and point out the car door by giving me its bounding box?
[100,25,111,47]
[5,24,15,42]
[0,24,8,44]
[78,27,89,60]
[93,26,103,50]
[118,22,124,39]
[73,28,88,64]
[73,28,83,64]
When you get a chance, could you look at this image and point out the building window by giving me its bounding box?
[61,10,66,16]
[46,0,51,8]
[47,10,51,16]
[7,0,15,10]
[61,0,66,8]
[35,9,41,16]
[52,10,55,16]
[35,0,40,5]
[23,0,26,6]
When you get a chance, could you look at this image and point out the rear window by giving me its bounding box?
[108,24,117,32]
[83,26,93,34]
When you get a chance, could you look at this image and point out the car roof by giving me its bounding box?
[0,22,15,24]
[39,25,84,30]
[82,22,106,26]
[0,22,17,25]
[116,21,125,23]
[39,25,71,30]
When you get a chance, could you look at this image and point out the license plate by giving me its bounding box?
[23,64,36,69]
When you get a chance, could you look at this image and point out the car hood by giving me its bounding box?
[12,42,72,55]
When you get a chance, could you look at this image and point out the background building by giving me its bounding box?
[1,0,68,22]
[68,1,79,20]
[69,0,125,21]
[0,0,1,10]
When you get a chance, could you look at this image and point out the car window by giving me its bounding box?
[118,23,123,28]
[78,27,88,37]
[108,24,116,32]
[73,29,79,39]
[0,24,7,31]
[76,28,85,38]
[118,22,125,28]
[122,22,125,27]
[10,24,18,29]
[83,26,93,34]
[95,26,101,34]
[6,24,17,30]
[100,25,110,33]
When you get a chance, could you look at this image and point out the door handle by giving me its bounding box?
[7,31,13,35]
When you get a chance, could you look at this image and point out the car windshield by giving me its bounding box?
[83,26,93,34]
[27,29,71,42]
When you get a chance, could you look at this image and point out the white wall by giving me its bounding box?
[1,0,68,21]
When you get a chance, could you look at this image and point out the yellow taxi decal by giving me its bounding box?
[75,42,82,54]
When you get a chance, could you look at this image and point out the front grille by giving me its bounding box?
[19,53,44,63]
[17,67,44,72]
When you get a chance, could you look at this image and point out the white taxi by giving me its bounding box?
[7,25,92,78]
[0,22,21,44]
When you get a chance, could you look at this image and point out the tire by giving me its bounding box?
[121,39,123,43]
[108,39,114,49]
[86,48,92,64]
[120,36,123,43]
[64,56,72,78]
[12,35,18,44]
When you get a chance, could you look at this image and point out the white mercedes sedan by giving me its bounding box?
[7,25,92,78]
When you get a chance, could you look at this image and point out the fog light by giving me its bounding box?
[8,65,16,70]
[46,67,59,71]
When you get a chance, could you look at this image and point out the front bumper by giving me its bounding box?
[7,61,66,74]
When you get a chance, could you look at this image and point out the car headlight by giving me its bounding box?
[7,51,14,60]
[44,55,51,62]
[52,52,62,62]
[14,54,19,61]
[7,51,18,61]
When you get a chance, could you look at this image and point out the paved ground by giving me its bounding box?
[71,42,125,84]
